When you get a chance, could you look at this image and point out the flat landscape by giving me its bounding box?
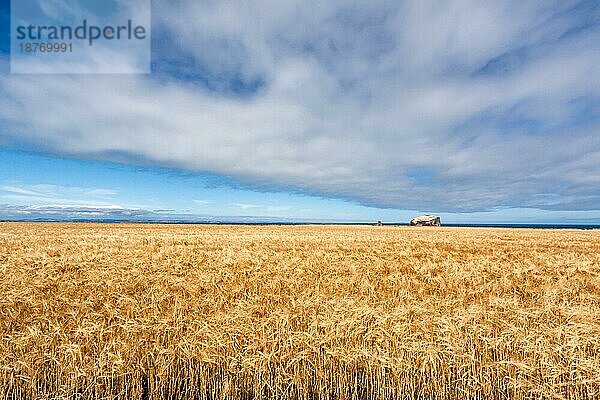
[0,223,599,399]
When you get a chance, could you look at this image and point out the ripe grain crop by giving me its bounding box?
[0,223,599,399]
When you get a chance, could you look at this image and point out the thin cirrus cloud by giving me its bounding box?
[0,184,119,206]
[0,1,599,212]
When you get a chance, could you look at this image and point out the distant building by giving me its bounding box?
[409,214,441,226]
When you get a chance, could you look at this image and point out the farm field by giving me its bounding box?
[0,223,599,399]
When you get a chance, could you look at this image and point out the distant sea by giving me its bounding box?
[1,219,598,229]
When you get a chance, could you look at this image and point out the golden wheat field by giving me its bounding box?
[0,223,599,399]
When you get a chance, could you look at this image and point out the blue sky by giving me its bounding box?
[0,0,599,223]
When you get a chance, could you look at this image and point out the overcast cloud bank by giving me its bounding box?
[1,1,599,212]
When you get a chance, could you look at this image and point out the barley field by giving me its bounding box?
[0,223,599,399]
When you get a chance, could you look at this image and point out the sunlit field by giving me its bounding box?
[0,223,599,399]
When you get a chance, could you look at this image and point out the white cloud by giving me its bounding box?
[0,204,314,223]
[1,1,599,212]
[233,203,261,211]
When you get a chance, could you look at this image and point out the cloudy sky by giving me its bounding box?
[0,0,599,223]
